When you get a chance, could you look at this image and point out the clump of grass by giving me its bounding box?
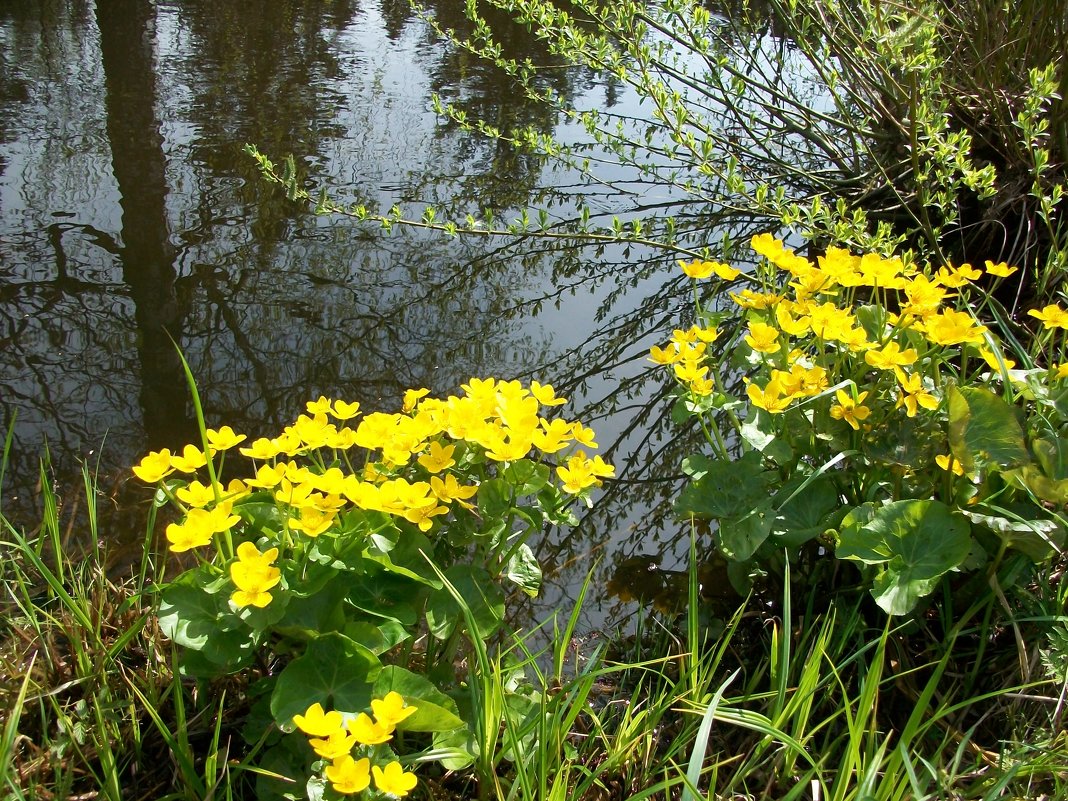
[438,530,1068,801]
[0,456,250,801]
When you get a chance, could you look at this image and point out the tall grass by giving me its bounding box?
[439,535,1068,800]
[1,456,1065,800]
[0,453,249,800]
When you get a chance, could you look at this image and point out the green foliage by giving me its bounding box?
[252,1,1065,286]
[657,234,1068,613]
[131,375,613,797]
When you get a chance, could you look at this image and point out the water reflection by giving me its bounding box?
[0,0,776,627]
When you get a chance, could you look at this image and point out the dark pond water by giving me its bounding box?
[0,0,780,624]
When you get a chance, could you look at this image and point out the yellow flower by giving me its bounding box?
[133,449,175,483]
[673,360,708,384]
[530,380,567,406]
[245,463,285,489]
[402,502,450,532]
[1028,304,1068,330]
[175,480,217,508]
[372,761,418,798]
[865,341,918,371]
[308,727,358,760]
[402,388,431,413]
[829,389,871,430]
[921,309,987,346]
[206,426,246,452]
[533,418,574,454]
[571,423,598,449]
[775,305,810,337]
[557,454,599,494]
[164,519,214,553]
[287,506,336,538]
[678,259,741,280]
[744,321,781,353]
[230,541,281,608]
[984,260,1018,278]
[238,437,281,460]
[429,474,478,506]
[325,755,371,795]
[371,692,418,730]
[751,232,785,261]
[306,396,333,415]
[688,375,715,396]
[746,379,793,414]
[648,343,680,365]
[900,275,948,319]
[977,347,1016,371]
[485,436,532,462]
[588,454,615,478]
[895,372,939,418]
[347,712,393,745]
[730,289,783,309]
[1055,363,1068,379]
[417,441,456,473]
[331,399,362,420]
[170,444,208,473]
[935,453,965,476]
[678,259,714,279]
[293,702,344,737]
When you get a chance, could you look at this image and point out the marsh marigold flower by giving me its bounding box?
[744,321,781,353]
[829,389,871,430]
[293,702,344,737]
[1028,304,1068,330]
[921,309,987,346]
[678,258,741,280]
[371,692,418,730]
[133,449,175,483]
[206,425,246,451]
[984,260,1018,278]
[325,755,371,795]
[230,541,281,608]
[373,761,418,797]
[865,341,917,371]
[896,372,939,418]
[347,712,393,745]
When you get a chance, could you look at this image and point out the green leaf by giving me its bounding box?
[270,632,381,727]
[717,507,774,562]
[346,571,422,626]
[680,454,716,479]
[947,385,1030,473]
[272,570,348,638]
[363,527,441,586]
[432,726,476,770]
[961,506,1064,561]
[372,666,465,732]
[1005,464,1068,505]
[478,478,513,519]
[771,475,842,547]
[836,500,973,615]
[425,565,505,641]
[158,568,260,672]
[740,408,793,465]
[676,451,771,520]
[502,460,550,496]
[505,543,542,597]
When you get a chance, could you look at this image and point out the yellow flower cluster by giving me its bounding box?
[653,235,1025,428]
[648,324,720,396]
[229,542,280,608]
[293,695,418,796]
[132,379,612,606]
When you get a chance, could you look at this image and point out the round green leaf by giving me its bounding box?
[372,666,464,732]
[269,632,382,727]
